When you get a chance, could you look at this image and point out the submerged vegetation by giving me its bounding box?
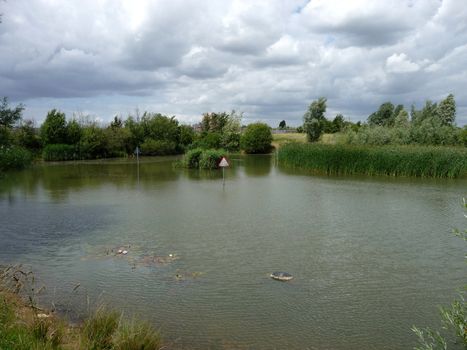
[278,143,467,178]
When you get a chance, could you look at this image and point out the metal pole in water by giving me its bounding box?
[222,166,225,187]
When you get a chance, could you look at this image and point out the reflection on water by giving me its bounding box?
[0,155,466,350]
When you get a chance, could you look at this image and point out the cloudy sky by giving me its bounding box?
[1,0,466,126]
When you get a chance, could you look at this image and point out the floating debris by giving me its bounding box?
[270,271,293,281]
[137,254,179,267]
[174,270,204,281]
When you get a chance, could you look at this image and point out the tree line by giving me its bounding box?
[0,98,273,171]
[302,94,467,146]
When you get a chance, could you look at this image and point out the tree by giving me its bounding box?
[394,108,409,128]
[241,123,272,154]
[368,102,395,127]
[0,97,24,129]
[331,114,345,133]
[221,111,242,151]
[279,120,286,129]
[40,109,68,145]
[303,97,327,142]
[436,94,456,126]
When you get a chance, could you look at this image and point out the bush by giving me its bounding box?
[182,148,203,168]
[241,123,272,154]
[42,144,78,161]
[140,139,177,156]
[181,148,226,169]
[199,149,225,169]
[0,146,32,171]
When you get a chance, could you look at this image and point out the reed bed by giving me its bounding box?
[278,143,467,178]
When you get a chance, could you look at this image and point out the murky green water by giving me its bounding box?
[0,155,466,349]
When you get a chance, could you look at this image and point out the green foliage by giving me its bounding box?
[40,110,68,145]
[66,119,82,145]
[303,97,327,142]
[241,123,273,154]
[436,94,456,126]
[221,113,242,151]
[0,97,24,129]
[0,146,32,171]
[181,148,226,169]
[199,149,225,169]
[179,124,195,148]
[14,120,42,152]
[42,144,77,161]
[278,143,467,178]
[201,112,229,133]
[279,120,286,129]
[296,126,304,133]
[79,125,109,159]
[368,102,395,127]
[112,319,162,350]
[394,108,409,128]
[83,307,120,350]
[140,139,177,156]
[182,148,203,168]
[196,132,222,149]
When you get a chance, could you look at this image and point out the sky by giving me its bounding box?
[1,0,467,126]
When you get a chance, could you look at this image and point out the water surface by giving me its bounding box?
[0,155,466,349]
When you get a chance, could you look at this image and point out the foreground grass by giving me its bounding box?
[0,290,162,350]
[278,143,467,178]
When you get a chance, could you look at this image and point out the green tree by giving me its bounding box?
[0,97,24,146]
[303,97,327,142]
[40,109,68,145]
[331,114,345,133]
[66,119,82,145]
[15,119,41,152]
[241,123,272,154]
[221,112,242,151]
[394,108,409,128]
[179,125,195,149]
[436,94,456,126]
[279,120,286,129]
[368,102,395,127]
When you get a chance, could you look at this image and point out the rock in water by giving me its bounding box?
[270,271,293,281]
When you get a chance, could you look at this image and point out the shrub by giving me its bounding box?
[182,148,203,168]
[0,146,32,171]
[140,139,177,156]
[181,148,226,169]
[199,149,225,169]
[241,123,272,154]
[42,144,78,161]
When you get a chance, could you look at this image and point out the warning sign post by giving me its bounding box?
[219,157,229,186]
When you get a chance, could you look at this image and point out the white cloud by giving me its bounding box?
[386,53,420,73]
[0,0,466,125]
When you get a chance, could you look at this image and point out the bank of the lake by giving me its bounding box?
[0,270,163,350]
[278,143,467,178]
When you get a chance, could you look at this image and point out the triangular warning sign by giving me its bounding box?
[219,157,229,167]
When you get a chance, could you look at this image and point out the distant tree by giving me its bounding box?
[296,126,304,133]
[179,125,195,148]
[110,116,123,129]
[0,97,24,129]
[368,102,395,127]
[241,123,272,154]
[40,109,68,145]
[436,93,456,126]
[66,119,82,145]
[0,97,25,146]
[221,111,242,151]
[15,119,41,151]
[331,114,345,133]
[394,108,409,128]
[412,101,438,126]
[303,97,327,142]
[279,120,286,129]
[201,112,229,134]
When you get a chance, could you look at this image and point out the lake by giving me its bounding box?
[0,155,466,349]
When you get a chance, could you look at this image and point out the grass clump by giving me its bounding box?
[112,319,162,350]
[278,143,467,178]
[83,307,120,350]
[181,148,226,169]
